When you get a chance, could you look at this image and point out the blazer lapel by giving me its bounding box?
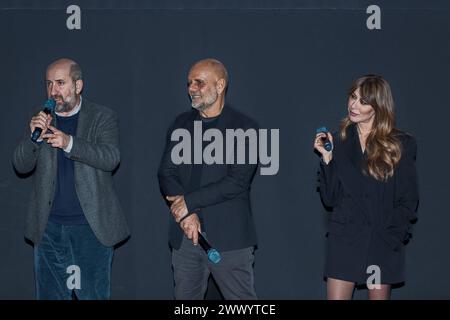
[75,99,91,140]
[342,124,365,171]
[70,99,93,182]
[179,109,198,188]
[215,104,229,132]
[338,124,371,218]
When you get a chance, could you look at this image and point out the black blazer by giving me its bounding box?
[319,124,419,252]
[158,105,258,251]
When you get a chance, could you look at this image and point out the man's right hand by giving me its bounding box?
[30,111,52,141]
[180,213,201,245]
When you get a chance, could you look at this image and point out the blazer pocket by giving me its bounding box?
[380,225,409,252]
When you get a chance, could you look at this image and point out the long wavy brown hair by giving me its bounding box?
[340,75,401,182]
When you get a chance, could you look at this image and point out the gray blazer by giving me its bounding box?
[13,99,130,247]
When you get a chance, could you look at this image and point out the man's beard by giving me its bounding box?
[54,93,76,113]
[191,90,218,112]
[191,102,210,112]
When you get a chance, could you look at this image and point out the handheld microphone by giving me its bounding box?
[31,98,56,142]
[316,126,333,152]
[198,232,221,264]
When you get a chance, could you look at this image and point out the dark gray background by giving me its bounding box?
[1,0,449,299]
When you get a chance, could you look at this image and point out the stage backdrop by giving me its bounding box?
[0,0,449,299]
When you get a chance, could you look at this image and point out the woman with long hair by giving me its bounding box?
[314,75,419,299]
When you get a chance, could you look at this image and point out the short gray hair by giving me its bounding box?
[69,61,82,82]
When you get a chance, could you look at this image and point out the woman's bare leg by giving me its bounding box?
[368,284,391,300]
[327,277,355,300]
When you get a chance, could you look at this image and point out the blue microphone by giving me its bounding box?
[31,98,56,142]
[198,232,221,264]
[316,126,333,151]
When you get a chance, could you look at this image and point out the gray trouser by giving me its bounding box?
[172,235,257,300]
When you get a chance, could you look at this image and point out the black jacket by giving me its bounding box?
[318,124,419,284]
[158,105,258,251]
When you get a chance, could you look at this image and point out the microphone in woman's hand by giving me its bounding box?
[316,126,333,151]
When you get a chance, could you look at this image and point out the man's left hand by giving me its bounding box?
[42,125,70,149]
[180,213,201,245]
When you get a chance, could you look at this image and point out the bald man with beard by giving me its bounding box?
[158,59,259,299]
[13,58,129,299]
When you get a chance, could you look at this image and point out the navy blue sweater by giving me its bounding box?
[48,113,88,225]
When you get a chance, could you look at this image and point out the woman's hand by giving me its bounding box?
[314,132,333,164]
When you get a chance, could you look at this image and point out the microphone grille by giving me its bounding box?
[316,126,328,134]
[44,98,56,111]
[207,249,222,264]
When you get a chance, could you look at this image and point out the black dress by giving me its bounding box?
[319,124,419,285]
